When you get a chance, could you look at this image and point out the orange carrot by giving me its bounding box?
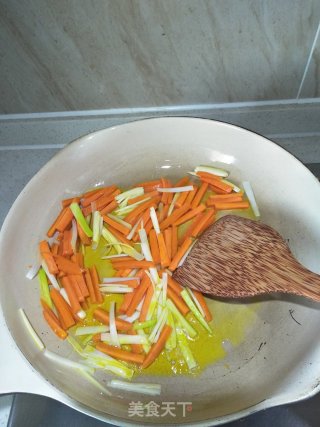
[159,203,190,230]
[89,266,103,303]
[96,342,145,364]
[127,191,159,205]
[62,229,73,256]
[47,208,66,237]
[164,228,172,261]
[68,275,84,302]
[168,275,183,294]
[192,290,212,322]
[171,225,178,258]
[94,189,121,211]
[167,287,189,315]
[191,182,208,209]
[102,215,131,235]
[156,232,170,268]
[207,193,243,203]
[132,207,154,241]
[53,255,82,275]
[125,197,161,225]
[126,276,151,316]
[71,274,89,298]
[100,199,118,215]
[128,329,144,354]
[51,243,59,256]
[197,212,216,235]
[43,309,68,339]
[174,176,190,187]
[139,284,154,322]
[149,229,161,264]
[197,173,232,194]
[119,292,134,313]
[173,203,206,226]
[175,189,190,208]
[84,268,96,303]
[55,207,74,232]
[61,196,81,208]
[74,252,84,268]
[185,185,198,205]
[157,204,169,223]
[213,201,250,210]
[168,237,193,271]
[93,308,132,332]
[144,216,154,236]
[119,268,133,278]
[39,240,59,274]
[142,325,172,368]
[50,288,75,329]
[61,276,82,313]
[190,210,215,238]
[81,185,117,207]
[160,177,168,204]
[77,222,91,245]
[111,260,155,269]
[107,225,134,246]
[135,179,161,189]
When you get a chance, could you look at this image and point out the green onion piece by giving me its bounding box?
[83,350,134,379]
[77,368,111,395]
[181,289,212,333]
[133,318,157,330]
[107,380,161,396]
[75,325,109,336]
[136,329,151,353]
[70,202,93,237]
[165,311,176,350]
[101,227,122,254]
[67,335,85,356]
[38,267,53,309]
[18,308,45,351]
[166,299,197,338]
[176,324,198,370]
[92,210,102,249]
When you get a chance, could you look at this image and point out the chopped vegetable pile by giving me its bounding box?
[24,164,260,394]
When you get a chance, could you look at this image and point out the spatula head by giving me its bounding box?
[173,215,320,300]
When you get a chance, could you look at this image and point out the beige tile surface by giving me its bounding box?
[1,0,320,113]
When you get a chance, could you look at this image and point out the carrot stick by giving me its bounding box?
[119,268,133,278]
[209,184,228,195]
[92,333,101,342]
[171,225,178,259]
[53,255,82,275]
[149,229,161,264]
[185,185,198,205]
[126,276,151,316]
[139,284,154,321]
[125,197,161,225]
[128,329,144,354]
[62,229,73,256]
[142,325,172,368]
[72,274,89,297]
[132,207,153,241]
[50,288,75,329]
[95,189,121,211]
[100,200,118,215]
[156,232,170,268]
[213,201,250,210]
[74,252,84,268]
[119,292,134,313]
[160,177,168,204]
[192,290,212,322]
[68,275,84,302]
[81,185,117,207]
[174,176,190,187]
[197,212,216,235]
[157,204,169,223]
[128,191,159,205]
[77,222,91,245]
[96,342,145,365]
[61,276,82,313]
[167,287,189,315]
[39,240,59,274]
[107,225,134,246]
[191,182,208,209]
[84,268,96,303]
[93,308,132,332]
[208,193,243,202]
[144,216,154,236]
[197,174,232,193]
[168,275,183,294]
[61,196,81,208]
[159,203,190,230]
[47,208,66,237]
[89,266,103,304]
[175,190,189,208]
[173,204,206,226]
[51,243,59,255]
[43,309,68,340]
[168,237,193,271]
[190,210,215,238]
[164,228,172,262]
[102,215,130,235]
[111,260,155,269]
[135,179,161,188]
[55,208,74,232]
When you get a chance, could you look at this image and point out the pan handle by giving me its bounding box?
[0,306,62,400]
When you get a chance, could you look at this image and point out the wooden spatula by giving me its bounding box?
[173,215,320,302]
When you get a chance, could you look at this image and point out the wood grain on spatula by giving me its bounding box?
[173,215,320,302]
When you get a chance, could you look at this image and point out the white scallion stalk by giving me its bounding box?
[60,288,71,306]
[168,193,180,216]
[115,187,144,204]
[26,263,40,280]
[150,207,160,234]
[101,227,122,254]
[107,213,132,230]
[109,301,120,346]
[146,282,162,320]
[75,325,110,336]
[103,277,140,283]
[101,333,147,345]
[18,308,45,351]
[107,380,161,396]
[166,299,197,338]
[187,288,205,317]
[157,185,194,193]
[177,240,197,267]
[44,349,94,374]
[115,197,150,216]
[221,178,241,193]
[67,336,85,356]
[77,368,112,396]
[119,244,144,261]
[176,325,198,370]
[126,216,142,240]
[136,297,144,312]
[77,310,86,320]
[148,267,160,285]
[165,311,176,350]
[71,219,78,253]
[180,289,212,333]
[136,329,151,353]
[139,227,153,261]
[194,165,229,178]
[118,311,140,323]
[242,181,260,217]
[149,308,168,343]
[99,286,134,294]
[41,260,60,290]
[92,211,102,250]
[101,253,128,260]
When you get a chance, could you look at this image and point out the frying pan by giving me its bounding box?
[1,117,320,426]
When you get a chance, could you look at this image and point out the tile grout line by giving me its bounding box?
[296,20,320,99]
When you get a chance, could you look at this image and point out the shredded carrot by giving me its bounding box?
[96,342,145,364]
[50,288,75,329]
[94,189,121,212]
[175,189,190,208]
[156,232,170,268]
[119,268,133,278]
[69,275,84,302]
[128,191,159,205]
[51,243,59,255]
[149,229,161,264]
[71,274,89,298]
[81,185,117,207]
[61,196,81,208]
[43,309,68,339]
[131,207,154,241]
[139,284,154,322]
[191,182,208,209]
[160,177,169,204]
[159,203,190,230]
[61,276,82,313]
[102,215,131,235]
[213,201,250,210]
[126,275,151,316]
[62,229,73,257]
[197,173,232,193]
[39,240,59,274]
[47,208,65,237]
[173,203,206,226]
[207,193,243,202]
[190,209,215,238]
[93,308,132,332]
[174,176,190,187]
[156,204,168,223]
[192,290,212,322]
[135,179,161,189]
[197,211,216,234]
[107,225,134,246]
[111,260,155,269]
[185,185,198,205]
[53,255,82,275]
[84,269,96,303]
[100,200,118,215]
[73,252,84,268]
[168,275,183,294]
[171,225,178,258]
[119,292,134,313]
[55,207,74,232]
[125,197,161,225]
[77,222,91,245]
[128,329,144,354]
[89,266,103,304]
[164,228,172,262]
[168,237,193,271]
[167,287,189,315]
[142,325,172,368]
